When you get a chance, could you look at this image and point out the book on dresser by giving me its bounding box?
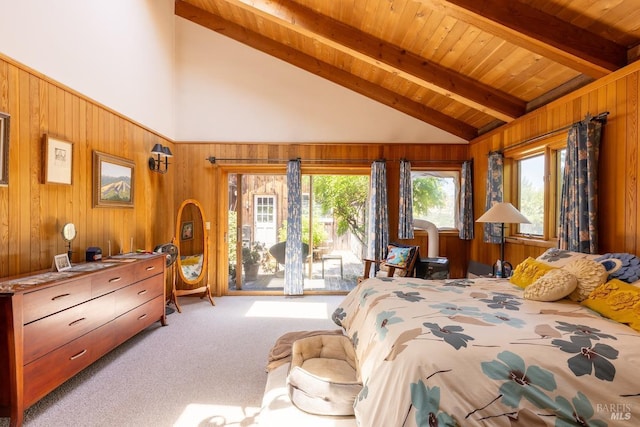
[0,254,166,427]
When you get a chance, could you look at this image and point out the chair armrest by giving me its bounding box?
[361,259,382,280]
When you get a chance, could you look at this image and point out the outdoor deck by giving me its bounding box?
[230,250,363,293]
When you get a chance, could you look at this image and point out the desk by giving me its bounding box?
[321,254,343,278]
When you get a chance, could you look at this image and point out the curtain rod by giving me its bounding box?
[205,156,467,165]
[494,111,609,154]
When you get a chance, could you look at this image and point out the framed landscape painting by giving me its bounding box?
[93,151,135,208]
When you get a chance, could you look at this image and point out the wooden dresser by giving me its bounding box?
[0,254,166,426]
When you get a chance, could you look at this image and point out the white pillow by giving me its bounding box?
[524,269,577,301]
[562,258,609,302]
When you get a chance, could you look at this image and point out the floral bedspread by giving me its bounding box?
[180,254,203,280]
[331,276,640,426]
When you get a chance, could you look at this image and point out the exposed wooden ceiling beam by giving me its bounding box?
[216,0,525,122]
[175,0,478,140]
[419,0,627,79]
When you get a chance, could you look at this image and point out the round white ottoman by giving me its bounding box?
[287,334,362,416]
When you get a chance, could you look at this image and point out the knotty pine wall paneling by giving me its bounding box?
[0,55,174,281]
[469,60,640,268]
[173,142,471,295]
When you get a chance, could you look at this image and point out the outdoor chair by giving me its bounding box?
[269,241,310,271]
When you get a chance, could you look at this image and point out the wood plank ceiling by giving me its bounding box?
[175,0,640,141]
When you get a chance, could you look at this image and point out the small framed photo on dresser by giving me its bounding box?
[53,253,72,272]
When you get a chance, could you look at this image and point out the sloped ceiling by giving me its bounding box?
[175,0,640,141]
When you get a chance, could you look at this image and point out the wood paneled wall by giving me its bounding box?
[469,60,640,268]
[9,53,638,293]
[0,55,175,279]
[172,143,471,294]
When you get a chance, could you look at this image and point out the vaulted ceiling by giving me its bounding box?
[175,0,640,141]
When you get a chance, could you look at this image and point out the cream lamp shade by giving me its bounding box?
[476,202,531,225]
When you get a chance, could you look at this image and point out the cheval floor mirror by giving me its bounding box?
[172,198,215,311]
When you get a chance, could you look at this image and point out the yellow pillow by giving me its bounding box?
[181,254,202,266]
[510,257,557,288]
[581,279,640,332]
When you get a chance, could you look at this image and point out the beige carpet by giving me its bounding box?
[0,295,344,427]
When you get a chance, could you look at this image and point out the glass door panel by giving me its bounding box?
[227,172,368,294]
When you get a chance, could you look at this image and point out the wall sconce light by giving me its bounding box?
[148,143,172,174]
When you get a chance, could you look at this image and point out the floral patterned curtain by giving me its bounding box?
[559,119,603,253]
[398,160,414,239]
[367,160,389,269]
[484,152,503,243]
[458,160,474,240]
[285,159,303,295]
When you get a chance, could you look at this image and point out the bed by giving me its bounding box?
[180,253,203,281]
[331,251,640,426]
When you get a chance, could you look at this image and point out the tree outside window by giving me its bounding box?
[412,170,460,229]
[518,155,544,235]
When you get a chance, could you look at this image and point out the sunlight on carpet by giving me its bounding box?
[173,403,260,427]
[245,301,329,319]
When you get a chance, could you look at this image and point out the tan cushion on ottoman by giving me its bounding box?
[287,334,362,416]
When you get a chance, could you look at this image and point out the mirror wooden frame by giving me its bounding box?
[172,198,214,311]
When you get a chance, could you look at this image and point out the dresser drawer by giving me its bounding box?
[23,292,115,364]
[23,278,91,324]
[113,295,164,346]
[91,265,135,297]
[134,256,164,281]
[23,321,116,407]
[115,275,163,316]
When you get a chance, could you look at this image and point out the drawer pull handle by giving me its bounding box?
[138,313,148,321]
[138,289,148,296]
[108,277,122,283]
[69,317,86,327]
[52,293,70,301]
[146,266,156,271]
[70,349,87,360]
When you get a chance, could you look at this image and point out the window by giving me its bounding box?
[508,136,567,241]
[411,170,460,229]
[555,149,566,235]
[518,155,544,235]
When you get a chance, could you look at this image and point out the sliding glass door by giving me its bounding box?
[226,172,368,294]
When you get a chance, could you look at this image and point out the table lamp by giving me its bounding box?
[476,202,530,277]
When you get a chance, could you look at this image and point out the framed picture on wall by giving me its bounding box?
[93,151,135,208]
[0,112,10,185]
[181,221,194,241]
[44,135,73,185]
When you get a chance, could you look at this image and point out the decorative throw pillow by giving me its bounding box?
[595,253,640,283]
[562,258,609,302]
[597,258,623,276]
[181,254,202,266]
[581,279,640,332]
[524,269,578,301]
[536,248,599,268]
[509,257,557,288]
[385,246,411,267]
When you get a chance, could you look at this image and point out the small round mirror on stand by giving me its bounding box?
[61,222,77,261]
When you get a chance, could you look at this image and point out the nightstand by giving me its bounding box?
[416,257,449,279]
